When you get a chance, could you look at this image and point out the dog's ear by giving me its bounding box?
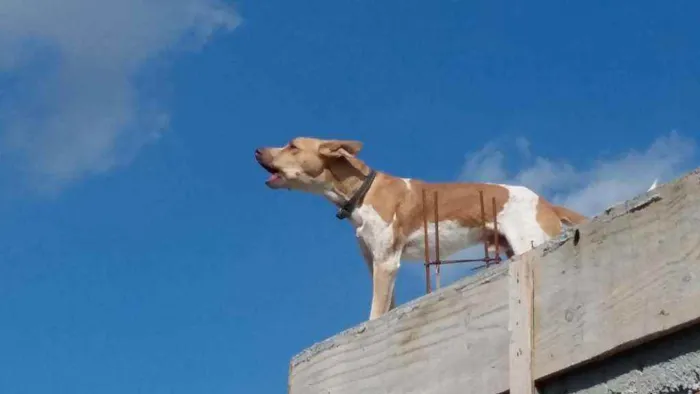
[318,140,363,158]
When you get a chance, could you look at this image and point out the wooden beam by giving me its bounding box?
[289,266,512,394]
[509,253,535,393]
[533,169,700,379]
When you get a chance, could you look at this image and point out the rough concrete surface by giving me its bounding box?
[540,323,700,394]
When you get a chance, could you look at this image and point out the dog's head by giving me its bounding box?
[254,137,365,193]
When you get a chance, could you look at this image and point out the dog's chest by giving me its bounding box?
[352,205,396,261]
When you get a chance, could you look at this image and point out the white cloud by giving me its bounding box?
[0,0,239,191]
[460,142,509,183]
[405,131,698,288]
[460,130,696,216]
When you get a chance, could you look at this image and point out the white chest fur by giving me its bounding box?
[351,205,397,262]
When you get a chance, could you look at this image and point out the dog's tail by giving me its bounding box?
[551,180,657,227]
[648,178,658,192]
[552,205,587,226]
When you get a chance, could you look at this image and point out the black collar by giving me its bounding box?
[335,169,377,220]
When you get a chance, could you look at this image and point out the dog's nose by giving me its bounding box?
[255,148,263,158]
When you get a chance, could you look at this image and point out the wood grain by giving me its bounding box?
[289,266,512,394]
[533,169,700,379]
[509,253,535,393]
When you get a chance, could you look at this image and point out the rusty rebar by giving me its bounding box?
[422,189,505,293]
[492,196,499,267]
[433,190,441,289]
[479,191,489,261]
[422,189,431,294]
[429,258,490,264]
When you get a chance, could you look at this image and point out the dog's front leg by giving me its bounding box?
[368,252,401,320]
[358,239,397,313]
[356,237,374,277]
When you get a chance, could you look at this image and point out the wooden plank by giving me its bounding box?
[289,266,512,394]
[532,168,700,380]
[509,253,535,393]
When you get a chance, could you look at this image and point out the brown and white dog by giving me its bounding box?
[255,137,587,320]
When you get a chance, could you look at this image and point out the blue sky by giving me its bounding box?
[1,1,699,393]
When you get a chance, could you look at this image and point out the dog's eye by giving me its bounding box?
[288,144,299,153]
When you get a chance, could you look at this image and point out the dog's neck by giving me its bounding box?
[321,156,380,221]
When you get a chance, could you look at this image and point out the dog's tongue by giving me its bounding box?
[267,174,281,182]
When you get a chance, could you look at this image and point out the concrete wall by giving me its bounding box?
[540,323,700,394]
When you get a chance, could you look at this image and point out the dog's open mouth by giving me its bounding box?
[259,161,285,186]
[266,173,283,185]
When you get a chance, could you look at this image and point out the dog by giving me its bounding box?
[255,137,587,320]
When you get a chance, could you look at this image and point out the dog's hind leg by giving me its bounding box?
[481,230,515,260]
[497,187,554,257]
[498,218,551,256]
